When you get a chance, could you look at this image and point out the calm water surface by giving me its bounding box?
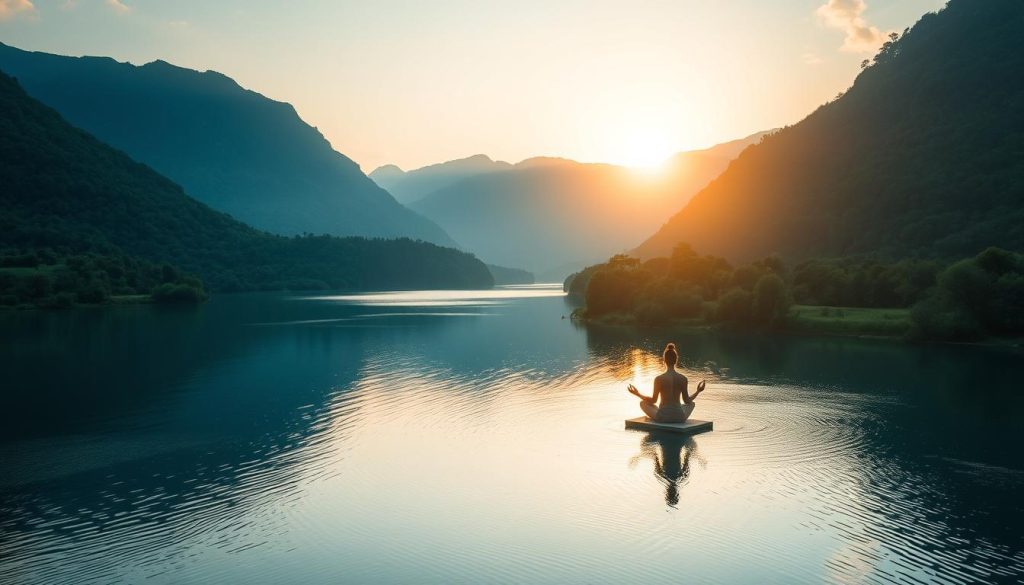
[2,285,1023,584]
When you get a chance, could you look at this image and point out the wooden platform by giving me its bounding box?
[624,417,713,435]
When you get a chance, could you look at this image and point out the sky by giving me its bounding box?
[0,0,946,172]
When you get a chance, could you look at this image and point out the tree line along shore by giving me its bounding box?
[565,245,1024,343]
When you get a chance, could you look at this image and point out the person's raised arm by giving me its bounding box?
[692,381,707,400]
[682,378,707,404]
[628,379,660,403]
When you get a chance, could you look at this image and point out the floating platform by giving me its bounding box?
[624,417,713,435]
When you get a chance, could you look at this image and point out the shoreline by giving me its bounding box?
[1,294,159,311]
[573,313,1024,350]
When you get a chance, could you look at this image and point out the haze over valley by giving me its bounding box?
[370,133,769,277]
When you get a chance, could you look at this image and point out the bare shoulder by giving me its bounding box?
[675,371,688,384]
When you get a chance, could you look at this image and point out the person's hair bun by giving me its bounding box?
[663,343,678,364]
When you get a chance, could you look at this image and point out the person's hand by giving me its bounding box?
[627,384,640,396]
[697,380,706,393]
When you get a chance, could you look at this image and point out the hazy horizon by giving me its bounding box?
[0,0,944,171]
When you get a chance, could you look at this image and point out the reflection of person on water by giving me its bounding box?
[627,343,706,423]
[630,434,701,506]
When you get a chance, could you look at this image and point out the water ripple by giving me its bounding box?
[2,288,1022,584]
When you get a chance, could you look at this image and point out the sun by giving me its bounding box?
[616,127,676,172]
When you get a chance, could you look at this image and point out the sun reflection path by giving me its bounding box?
[300,285,567,307]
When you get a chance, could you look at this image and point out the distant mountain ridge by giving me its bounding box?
[379,132,768,275]
[370,154,512,205]
[633,0,1024,262]
[485,264,535,285]
[0,43,457,247]
[368,164,407,189]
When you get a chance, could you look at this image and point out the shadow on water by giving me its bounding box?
[0,290,479,437]
[629,432,703,507]
[0,291,472,584]
[0,287,584,584]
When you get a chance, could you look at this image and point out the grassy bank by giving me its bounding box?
[786,305,910,337]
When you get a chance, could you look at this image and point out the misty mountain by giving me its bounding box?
[370,154,512,205]
[633,0,1024,263]
[0,70,492,291]
[0,43,456,247]
[368,164,407,190]
[485,264,535,285]
[398,133,767,276]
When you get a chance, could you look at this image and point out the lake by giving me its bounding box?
[2,285,1023,584]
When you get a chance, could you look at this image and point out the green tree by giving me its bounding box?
[753,274,791,326]
[715,288,753,323]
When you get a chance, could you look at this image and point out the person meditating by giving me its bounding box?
[627,343,706,423]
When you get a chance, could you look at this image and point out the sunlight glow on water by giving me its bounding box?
[1,285,1022,584]
[302,284,566,307]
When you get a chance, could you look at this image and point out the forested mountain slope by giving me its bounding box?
[0,43,456,246]
[634,0,1024,262]
[0,71,492,292]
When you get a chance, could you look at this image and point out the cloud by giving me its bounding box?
[0,0,35,22]
[802,52,825,66]
[816,0,888,53]
[106,0,130,14]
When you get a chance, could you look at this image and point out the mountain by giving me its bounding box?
[695,133,775,160]
[401,133,767,275]
[370,154,512,205]
[368,164,407,190]
[0,70,493,292]
[485,264,535,285]
[0,43,456,247]
[634,0,1024,263]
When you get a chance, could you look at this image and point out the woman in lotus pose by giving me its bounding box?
[627,343,706,423]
